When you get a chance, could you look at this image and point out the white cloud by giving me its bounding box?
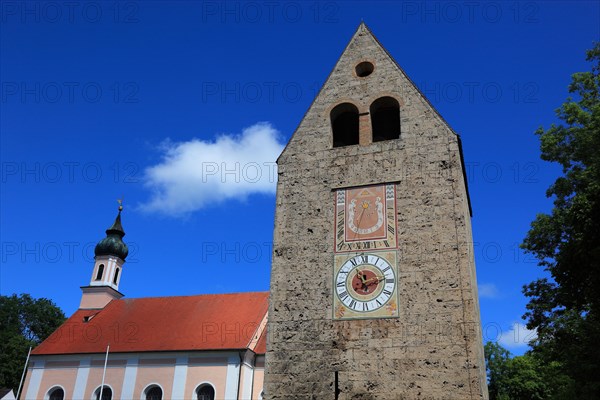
[498,322,537,349]
[478,283,499,299]
[141,122,285,216]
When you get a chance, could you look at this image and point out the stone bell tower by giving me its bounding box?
[264,23,488,399]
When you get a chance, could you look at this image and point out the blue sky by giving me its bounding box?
[1,1,598,355]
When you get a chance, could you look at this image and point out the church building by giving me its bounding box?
[22,23,488,400]
[22,206,268,400]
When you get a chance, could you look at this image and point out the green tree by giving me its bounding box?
[522,42,600,397]
[484,342,571,400]
[484,341,511,399]
[0,294,66,391]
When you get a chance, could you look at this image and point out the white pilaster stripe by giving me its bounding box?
[171,356,188,400]
[224,355,240,400]
[24,360,44,400]
[73,358,91,400]
[241,364,253,400]
[121,357,138,400]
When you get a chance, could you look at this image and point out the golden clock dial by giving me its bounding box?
[333,251,398,320]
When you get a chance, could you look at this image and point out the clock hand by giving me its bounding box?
[355,269,366,283]
[364,276,385,286]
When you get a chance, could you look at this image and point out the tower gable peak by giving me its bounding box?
[278,22,459,160]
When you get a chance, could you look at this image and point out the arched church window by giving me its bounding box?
[196,384,215,400]
[94,386,112,400]
[96,264,104,280]
[113,268,120,284]
[331,103,359,147]
[145,386,162,400]
[370,96,400,142]
[48,387,64,400]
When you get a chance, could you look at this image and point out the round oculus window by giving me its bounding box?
[355,61,374,77]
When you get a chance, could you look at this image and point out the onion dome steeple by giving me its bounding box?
[81,201,128,309]
[94,202,129,260]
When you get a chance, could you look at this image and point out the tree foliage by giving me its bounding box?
[484,341,511,399]
[0,294,65,391]
[521,42,600,397]
[484,342,573,400]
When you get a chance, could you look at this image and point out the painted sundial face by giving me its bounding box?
[335,184,397,253]
[347,196,385,235]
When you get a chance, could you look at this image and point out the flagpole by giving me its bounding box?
[15,346,32,400]
[99,344,110,400]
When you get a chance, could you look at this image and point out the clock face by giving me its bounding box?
[335,184,397,253]
[333,251,398,320]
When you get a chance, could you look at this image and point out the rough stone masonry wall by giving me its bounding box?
[264,25,488,400]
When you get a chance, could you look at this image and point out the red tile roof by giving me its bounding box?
[32,292,269,355]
